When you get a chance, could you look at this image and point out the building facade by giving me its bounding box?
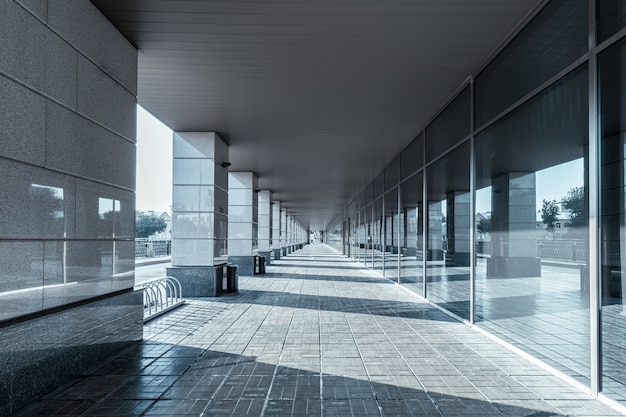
[327,0,626,406]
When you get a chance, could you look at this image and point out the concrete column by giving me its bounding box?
[445,191,471,267]
[168,132,229,296]
[281,209,288,255]
[273,201,281,260]
[287,213,292,253]
[487,172,541,278]
[228,172,258,275]
[258,190,271,265]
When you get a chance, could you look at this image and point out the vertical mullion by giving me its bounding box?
[469,76,476,326]
[588,0,600,398]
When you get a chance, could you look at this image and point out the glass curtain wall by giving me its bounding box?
[475,65,589,383]
[333,0,626,404]
[473,0,589,384]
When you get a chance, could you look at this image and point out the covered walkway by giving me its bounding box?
[16,245,622,417]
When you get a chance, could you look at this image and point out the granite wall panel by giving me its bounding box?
[77,55,136,141]
[0,74,46,166]
[48,0,138,94]
[46,101,136,190]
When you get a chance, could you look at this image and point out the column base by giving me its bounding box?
[282,247,287,256]
[486,256,541,278]
[259,251,271,265]
[273,249,281,260]
[445,252,470,267]
[228,256,255,275]
[166,265,223,297]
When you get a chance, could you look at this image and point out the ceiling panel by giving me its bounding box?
[92,0,540,229]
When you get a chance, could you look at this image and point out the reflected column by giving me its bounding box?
[487,172,540,278]
[446,191,471,267]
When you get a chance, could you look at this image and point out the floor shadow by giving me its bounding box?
[15,341,566,417]
[221,289,461,323]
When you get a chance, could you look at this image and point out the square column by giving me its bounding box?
[286,213,292,253]
[168,132,229,297]
[273,201,281,260]
[281,208,288,256]
[258,190,272,265]
[228,172,258,275]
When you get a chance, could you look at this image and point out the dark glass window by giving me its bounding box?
[401,133,424,180]
[373,173,384,198]
[474,0,587,128]
[598,0,626,44]
[426,87,470,163]
[385,158,399,192]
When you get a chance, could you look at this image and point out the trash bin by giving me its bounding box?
[226,264,238,293]
[259,256,266,274]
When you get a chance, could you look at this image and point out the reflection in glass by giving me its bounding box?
[426,142,471,320]
[384,188,399,281]
[600,38,626,402]
[400,173,424,294]
[373,198,383,272]
[475,65,589,384]
[30,184,65,237]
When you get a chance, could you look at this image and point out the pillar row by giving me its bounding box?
[258,190,272,265]
[281,208,288,256]
[273,201,281,260]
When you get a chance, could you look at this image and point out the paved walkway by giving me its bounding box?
[16,245,624,416]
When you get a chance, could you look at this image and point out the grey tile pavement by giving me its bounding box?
[14,244,625,416]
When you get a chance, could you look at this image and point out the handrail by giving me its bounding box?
[135,276,184,322]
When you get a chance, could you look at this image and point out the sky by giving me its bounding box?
[136,106,173,214]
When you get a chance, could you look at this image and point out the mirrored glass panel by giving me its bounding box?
[400,172,424,294]
[426,142,471,320]
[599,38,626,402]
[373,198,384,272]
[384,188,399,281]
[598,0,626,44]
[475,65,589,384]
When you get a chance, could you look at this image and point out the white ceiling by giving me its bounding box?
[92,0,540,230]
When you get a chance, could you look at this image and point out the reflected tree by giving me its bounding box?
[541,199,560,232]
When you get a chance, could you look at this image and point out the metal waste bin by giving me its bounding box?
[259,256,266,274]
[226,264,238,293]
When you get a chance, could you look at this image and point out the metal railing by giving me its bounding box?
[135,276,184,322]
[135,239,171,257]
